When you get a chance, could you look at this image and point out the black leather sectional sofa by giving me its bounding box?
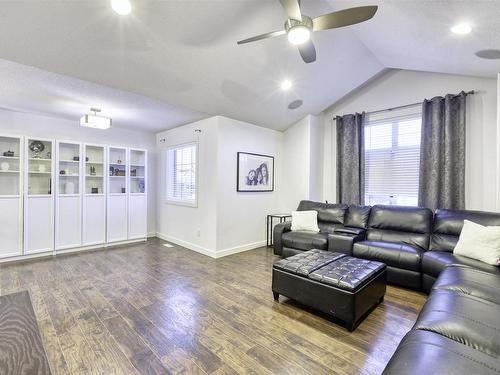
[273,201,500,373]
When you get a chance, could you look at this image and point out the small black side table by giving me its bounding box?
[267,214,292,247]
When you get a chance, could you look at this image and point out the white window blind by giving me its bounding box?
[364,107,422,206]
[166,142,197,206]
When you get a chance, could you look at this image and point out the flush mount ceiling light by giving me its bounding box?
[80,108,112,130]
[111,0,132,15]
[288,99,303,110]
[281,79,292,90]
[451,23,472,35]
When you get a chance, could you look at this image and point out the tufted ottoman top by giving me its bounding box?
[273,249,346,276]
[309,257,385,292]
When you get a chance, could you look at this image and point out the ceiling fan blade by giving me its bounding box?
[298,40,316,63]
[237,30,286,45]
[279,0,302,21]
[312,5,378,31]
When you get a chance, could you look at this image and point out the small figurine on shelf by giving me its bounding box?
[73,156,80,161]
[117,157,122,164]
[139,180,145,193]
[3,150,14,157]
[60,170,66,175]
[90,166,96,175]
[46,151,51,159]
[91,187,99,194]
[109,166,115,176]
[131,168,137,177]
[121,187,126,193]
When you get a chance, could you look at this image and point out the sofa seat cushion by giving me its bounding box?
[281,231,329,251]
[353,241,423,272]
[432,265,500,304]
[422,251,500,278]
[382,330,500,375]
[414,289,500,358]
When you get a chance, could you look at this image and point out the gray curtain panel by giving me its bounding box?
[418,91,467,210]
[336,112,365,204]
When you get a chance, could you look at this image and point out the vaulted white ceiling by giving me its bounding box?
[0,0,497,132]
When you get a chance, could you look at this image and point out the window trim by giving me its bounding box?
[165,141,198,208]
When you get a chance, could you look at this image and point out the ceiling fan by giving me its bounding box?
[237,1,378,64]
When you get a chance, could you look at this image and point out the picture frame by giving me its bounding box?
[237,152,274,192]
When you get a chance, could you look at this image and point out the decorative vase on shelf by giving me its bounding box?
[1,162,9,171]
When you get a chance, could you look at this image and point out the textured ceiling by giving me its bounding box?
[0,0,497,132]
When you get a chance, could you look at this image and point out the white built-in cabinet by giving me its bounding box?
[0,135,23,257]
[128,149,147,240]
[107,146,128,242]
[83,144,106,246]
[24,137,55,254]
[0,136,147,261]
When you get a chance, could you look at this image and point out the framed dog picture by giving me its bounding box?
[237,152,274,192]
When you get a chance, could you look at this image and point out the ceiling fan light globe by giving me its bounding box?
[287,26,311,45]
[111,0,132,15]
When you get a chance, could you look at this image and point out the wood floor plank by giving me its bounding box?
[0,239,426,375]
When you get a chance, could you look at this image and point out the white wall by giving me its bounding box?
[322,69,498,211]
[0,109,157,234]
[497,73,500,211]
[216,116,282,255]
[280,114,324,212]
[156,117,218,255]
[156,115,283,257]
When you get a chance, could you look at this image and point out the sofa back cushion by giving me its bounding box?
[367,205,433,250]
[345,205,371,229]
[297,200,348,234]
[430,209,500,252]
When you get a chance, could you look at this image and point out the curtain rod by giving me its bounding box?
[335,90,475,118]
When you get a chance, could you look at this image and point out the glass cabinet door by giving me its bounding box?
[57,142,80,195]
[129,149,146,194]
[26,138,53,196]
[108,147,127,194]
[85,145,105,195]
[0,136,21,196]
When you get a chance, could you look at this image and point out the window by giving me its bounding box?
[364,109,422,206]
[166,142,197,206]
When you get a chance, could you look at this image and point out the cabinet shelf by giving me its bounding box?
[0,156,19,160]
[0,170,20,173]
[29,171,51,174]
[60,160,79,164]
[86,175,103,178]
[59,174,79,177]
[28,158,51,161]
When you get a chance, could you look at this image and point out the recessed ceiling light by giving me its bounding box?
[451,23,472,35]
[475,49,500,60]
[281,79,292,91]
[288,100,303,110]
[111,0,132,15]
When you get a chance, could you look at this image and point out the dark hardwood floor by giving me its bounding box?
[0,238,427,375]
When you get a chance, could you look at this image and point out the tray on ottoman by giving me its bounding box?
[272,249,386,331]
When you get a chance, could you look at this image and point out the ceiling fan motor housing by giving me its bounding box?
[284,15,313,32]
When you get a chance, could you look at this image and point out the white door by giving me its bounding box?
[0,198,22,257]
[56,195,81,249]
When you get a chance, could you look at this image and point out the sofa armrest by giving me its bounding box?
[273,221,292,256]
[328,230,365,256]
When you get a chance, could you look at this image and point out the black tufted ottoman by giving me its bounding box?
[272,249,386,331]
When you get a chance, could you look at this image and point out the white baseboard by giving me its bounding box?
[147,231,156,238]
[156,232,217,258]
[215,240,266,258]
[155,232,265,259]
[0,238,147,264]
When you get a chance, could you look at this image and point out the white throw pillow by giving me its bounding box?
[453,220,500,266]
[291,210,320,233]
